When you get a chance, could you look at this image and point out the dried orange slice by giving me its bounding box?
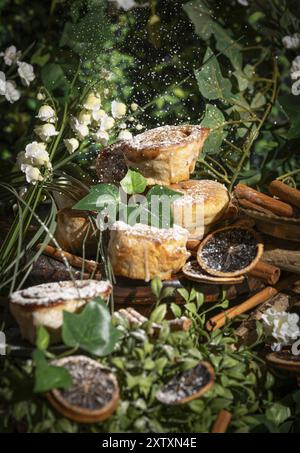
[47,356,119,423]
[197,226,263,277]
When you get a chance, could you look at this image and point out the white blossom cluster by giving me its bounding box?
[291,55,300,95]
[0,45,35,103]
[261,308,300,351]
[65,89,141,154]
[17,105,57,184]
[109,0,147,11]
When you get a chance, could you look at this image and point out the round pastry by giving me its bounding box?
[121,125,210,185]
[108,221,190,281]
[54,208,99,257]
[9,280,112,344]
[169,179,230,239]
[96,142,128,183]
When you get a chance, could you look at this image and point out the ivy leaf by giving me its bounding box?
[146,185,183,228]
[35,326,50,351]
[73,183,119,212]
[195,48,233,101]
[279,94,300,139]
[62,297,121,357]
[120,169,147,195]
[201,104,226,154]
[183,0,213,40]
[266,403,291,426]
[33,350,72,393]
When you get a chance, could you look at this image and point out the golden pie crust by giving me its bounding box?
[121,125,210,185]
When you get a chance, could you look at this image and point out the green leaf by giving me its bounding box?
[150,304,167,323]
[266,403,291,426]
[35,326,50,351]
[201,104,226,154]
[170,302,182,318]
[279,94,300,140]
[73,183,119,212]
[195,48,233,101]
[160,287,175,300]
[183,0,213,40]
[33,350,72,393]
[41,63,69,95]
[251,92,266,109]
[120,169,147,195]
[177,288,190,303]
[62,297,121,357]
[151,277,163,299]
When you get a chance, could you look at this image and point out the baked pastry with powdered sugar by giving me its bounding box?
[108,221,190,281]
[10,280,112,344]
[121,125,209,185]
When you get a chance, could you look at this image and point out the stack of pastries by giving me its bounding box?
[104,124,231,281]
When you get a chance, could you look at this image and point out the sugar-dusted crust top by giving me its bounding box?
[111,221,189,242]
[10,280,112,309]
[121,125,210,160]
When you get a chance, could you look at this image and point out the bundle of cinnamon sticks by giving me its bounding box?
[234,180,300,218]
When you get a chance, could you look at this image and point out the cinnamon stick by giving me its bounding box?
[37,243,101,274]
[211,410,232,433]
[237,197,275,216]
[248,261,281,285]
[269,180,300,209]
[235,183,295,217]
[206,274,299,332]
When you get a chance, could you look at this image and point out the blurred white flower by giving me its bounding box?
[104,88,109,96]
[0,45,21,66]
[118,130,133,141]
[93,130,109,145]
[92,109,106,123]
[78,110,92,125]
[130,102,138,111]
[5,81,21,103]
[37,92,46,101]
[22,165,43,185]
[17,61,35,86]
[0,71,6,95]
[64,138,79,154]
[292,78,300,96]
[83,93,101,111]
[25,141,50,167]
[261,308,300,350]
[282,33,300,50]
[237,0,248,5]
[109,0,138,10]
[70,117,89,140]
[17,151,30,168]
[111,100,127,118]
[128,116,135,122]
[136,124,143,131]
[291,56,300,95]
[36,105,56,123]
[100,114,115,131]
[119,122,127,129]
[34,123,59,142]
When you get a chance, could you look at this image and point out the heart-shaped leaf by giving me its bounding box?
[120,169,147,194]
[62,297,121,357]
[73,183,119,212]
[33,350,72,393]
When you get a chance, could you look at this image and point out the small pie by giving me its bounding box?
[121,125,210,185]
[108,221,190,281]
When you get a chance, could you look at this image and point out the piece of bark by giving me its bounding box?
[234,183,295,217]
[248,260,281,285]
[263,238,300,275]
[269,180,300,209]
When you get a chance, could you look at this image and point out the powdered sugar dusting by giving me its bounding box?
[10,280,112,307]
[111,221,189,242]
[173,179,228,207]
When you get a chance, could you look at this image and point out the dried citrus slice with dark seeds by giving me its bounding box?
[156,361,214,405]
[47,356,119,423]
[197,226,263,277]
[96,143,128,183]
[182,260,244,285]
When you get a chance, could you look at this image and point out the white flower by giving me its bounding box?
[291,56,300,79]
[131,102,138,111]
[64,138,79,154]
[37,92,46,101]
[78,110,92,125]
[282,33,300,50]
[111,100,127,118]
[5,81,21,103]
[22,165,43,185]
[17,61,35,86]
[34,124,59,142]
[92,109,106,123]
[70,117,89,140]
[25,142,50,167]
[118,130,133,141]
[93,130,109,145]
[36,105,56,123]
[261,308,300,347]
[109,0,138,10]
[100,114,115,131]
[119,122,127,129]
[17,151,30,168]
[237,0,248,5]
[292,78,300,96]
[0,71,6,95]
[0,45,21,66]
[83,93,101,111]
[136,124,143,131]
